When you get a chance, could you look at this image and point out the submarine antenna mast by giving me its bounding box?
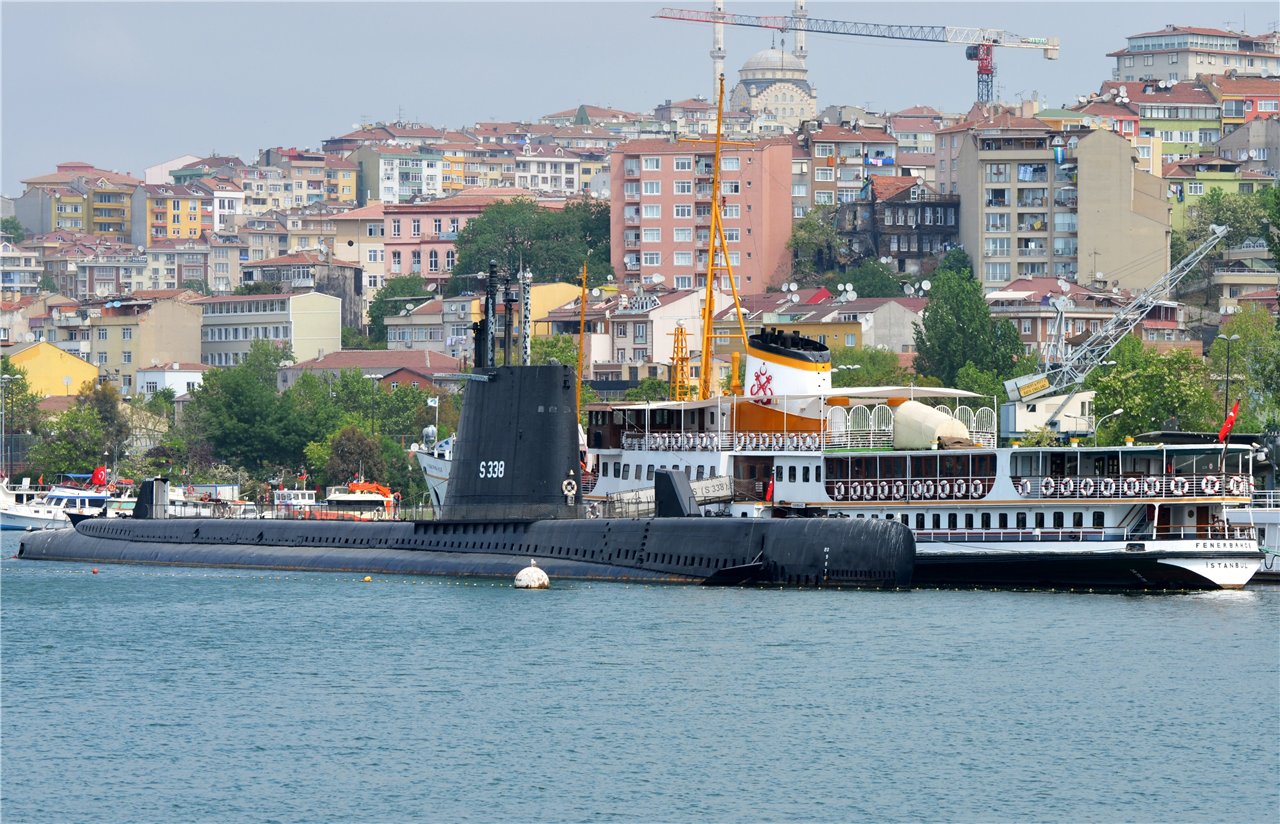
[576,257,589,413]
[681,73,750,399]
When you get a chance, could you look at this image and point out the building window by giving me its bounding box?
[721,156,741,170]
[642,228,661,242]
[721,181,740,195]
[391,218,401,237]
[642,180,661,196]
[642,252,661,266]
[122,327,133,340]
[615,322,628,338]
[643,156,661,171]
[411,218,421,237]
[97,328,108,340]
[1187,181,1204,196]
[642,204,661,218]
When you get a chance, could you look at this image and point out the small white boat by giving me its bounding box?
[0,480,112,530]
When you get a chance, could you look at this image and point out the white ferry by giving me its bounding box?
[583,328,1261,590]
[1225,490,1280,582]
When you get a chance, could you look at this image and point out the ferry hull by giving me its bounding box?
[17,514,914,589]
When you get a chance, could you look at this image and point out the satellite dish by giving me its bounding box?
[921,280,932,292]
[902,283,914,296]
[847,290,857,302]
[426,283,438,292]
[1056,278,1070,293]
[836,283,846,292]
[404,303,415,312]
[23,332,34,343]
[1077,96,1087,104]
[1118,85,1128,96]
[789,293,800,303]
[591,287,601,297]
[1168,78,1178,86]
[1157,80,1167,89]
[651,274,665,285]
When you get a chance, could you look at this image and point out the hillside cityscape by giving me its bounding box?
[1,12,1279,501]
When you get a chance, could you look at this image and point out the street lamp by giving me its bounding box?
[1216,333,1240,419]
[1094,408,1124,447]
[367,373,384,436]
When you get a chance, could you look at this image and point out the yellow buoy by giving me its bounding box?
[362,576,372,583]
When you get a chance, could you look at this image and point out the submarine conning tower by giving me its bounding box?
[443,364,585,521]
[745,327,831,398]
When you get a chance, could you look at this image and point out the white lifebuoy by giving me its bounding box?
[911,480,923,498]
[893,481,906,500]
[850,481,863,500]
[834,481,846,500]
[863,482,876,501]
[1059,477,1076,497]
[1143,477,1160,496]
[1018,478,1032,497]
[1040,476,1056,497]
[1100,477,1116,497]
[1201,475,1221,495]
[734,434,745,450]
[937,479,952,499]
[1228,476,1243,496]
[1079,478,1096,497]
[971,480,985,498]
[923,480,936,499]
[878,481,890,500]
[561,479,578,496]
[1122,477,1139,496]
[954,479,968,498]
[1170,476,1189,496]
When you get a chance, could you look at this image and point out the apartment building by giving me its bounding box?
[171,155,248,186]
[512,144,579,194]
[240,251,364,329]
[1,240,42,297]
[260,147,329,207]
[348,145,444,205]
[1214,115,1280,178]
[945,116,1169,292]
[43,239,148,300]
[321,122,447,155]
[208,232,248,294]
[844,176,960,275]
[1163,155,1275,230]
[330,203,386,313]
[1109,25,1280,83]
[234,214,289,262]
[16,162,144,243]
[0,340,97,397]
[324,156,359,203]
[47,290,203,393]
[142,237,210,291]
[1098,78,1221,163]
[611,138,792,296]
[793,124,899,212]
[134,362,209,400]
[239,166,288,214]
[141,183,213,240]
[195,291,341,366]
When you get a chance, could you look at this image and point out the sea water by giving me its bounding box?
[2,532,1277,823]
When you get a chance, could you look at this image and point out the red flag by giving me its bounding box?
[37,474,43,486]
[90,466,108,486]
[765,477,775,502]
[1218,400,1240,443]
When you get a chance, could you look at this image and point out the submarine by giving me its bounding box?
[18,361,913,588]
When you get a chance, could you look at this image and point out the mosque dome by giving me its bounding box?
[741,48,806,73]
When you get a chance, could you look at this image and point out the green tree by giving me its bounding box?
[788,206,840,284]
[823,259,902,298]
[829,345,907,387]
[624,377,671,401]
[453,198,612,289]
[1208,304,1280,431]
[912,269,1024,386]
[1179,188,1268,302]
[27,406,106,476]
[0,358,45,435]
[232,281,283,295]
[182,340,294,469]
[342,326,386,350]
[1091,336,1217,444]
[1,216,28,243]
[77,381,130,454]
[366,275,430,343]
[531,334,578,366]
[938,248,972,276]
[324,425,386,483]
[1259,185,1280,263]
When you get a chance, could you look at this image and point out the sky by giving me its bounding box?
[3,0,1278,193]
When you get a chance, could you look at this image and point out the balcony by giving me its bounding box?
[624,215,640,225]
[623,239,639,249]
[1017,247,1047,258]
[623,165,640,178]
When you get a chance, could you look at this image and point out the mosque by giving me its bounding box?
[712,0,819,132]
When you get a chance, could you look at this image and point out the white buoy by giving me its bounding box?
[514,559,550,589]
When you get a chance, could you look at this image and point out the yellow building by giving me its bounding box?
[143,183,214,240]
[15,162,142,242]
[438,145,469,194]
[3,341,98,397]
[325,156,359,203]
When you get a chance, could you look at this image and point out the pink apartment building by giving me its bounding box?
[610,138,793,296]
[381,189,566,291]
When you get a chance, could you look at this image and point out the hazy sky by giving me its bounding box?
[3,1,1277,193]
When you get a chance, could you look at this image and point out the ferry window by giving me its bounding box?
[1073,511,1084,528]
[1015,512,1025,529]
[916,513,925,529]
[999,513,1009,529]
[947,513,958,530]
[613,462,621,478]
[696,466,705,480]
[964,513,974,529]
[911,455,938,479]
[775,466,783,481]
[887,514,895,520]
[684,466,691,478]
[981,513,991,530]
[1034,512,1045,529]
[931,514,941,530]
[1052,511,1064,529]
[646,466,654,481]
[901,513,908,523]
[602,463,610,477]
[814,465,821,482]
[634,464,641,480]
[789,466,797,483]
[802,466,810,483]
[1093,511,1104,528]
[622,464,630,480]
[883,456,908,479]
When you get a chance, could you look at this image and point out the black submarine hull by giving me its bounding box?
[19,514,913,587]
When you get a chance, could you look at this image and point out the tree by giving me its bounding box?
[453,197,613,289]
[77,381,130,455]
[342,326,386,350]
[624,377,671,401]
[1,217,28,243]
[324,426,386,483]
[1208,304,1280,431]
[1259,185,1280,264]
[1090,336,1217,444]
[0,358,45,435]
[232,281,283,295]
[788,206,840,284]
[181,340,294,469]
[27,407,106,477]
[822,260,902,298]
[938,247,972,276]
[366,275,428,344]
[1179,188,1268,302]
[912,269,1023,387]
[531,334,578,366]
[829,345,907,387]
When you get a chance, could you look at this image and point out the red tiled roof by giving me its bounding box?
[1099,80,1215,105]
[1206,74,1280,97]
[292,349,460,373]
[895,152,937,167]
[870,176,921,200]
[806,124,897,144]
[1125,25,1241,39]
[23,163,142,187]
[893,105,944,117]
[329,203,385,221]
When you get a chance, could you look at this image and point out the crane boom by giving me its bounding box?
[1005,224,1230,413]
[654,7,1059,101]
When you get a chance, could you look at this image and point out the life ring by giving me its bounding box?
[1100,477,1116,497]
[1122,477,1139,496]
[877,481,890,500]
[1018,478,1032,497]
[1228,476,1243,496]
[561,478,578,496]
[186,485,196,495]
[1200,475,1220,495]
[850,481,863,500]
[834,481,846,501]
[803,434,814,450]
[937,479,952,499]
[1079,478,1096,497]
[1040,476,1056,497]
[1059,478,1075,497]
[893,481,906,500]
[911,480,923,498]
[954,479,968,498]
[864,482,876,501]
[923,480,936,499]
[1143,477,1160,496]
[971,480,985,498]
[734,434,745,450]
[107,483,118,494]
[1170,476,1189,496]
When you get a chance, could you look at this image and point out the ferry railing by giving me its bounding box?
[1011,474,1253,499]
[619,425,996,454]
[1249,490,1280,508]
[916,525,1255,542]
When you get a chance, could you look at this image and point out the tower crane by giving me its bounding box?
[654,7,1060,103]
[1006,225,1230,429]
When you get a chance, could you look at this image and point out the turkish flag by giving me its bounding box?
[90,466,108,486]
[765,477,775,502]
[1218,400,1240,443]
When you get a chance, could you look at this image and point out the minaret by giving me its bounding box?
[711,0,725,99]
[792,0,807,60]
